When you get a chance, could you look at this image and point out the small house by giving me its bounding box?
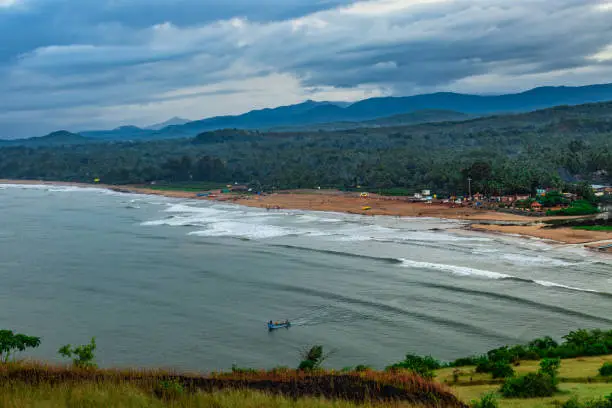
[531,201,543,211]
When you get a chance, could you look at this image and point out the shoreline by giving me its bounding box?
[1,179,610,249]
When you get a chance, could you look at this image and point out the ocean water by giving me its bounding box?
[0,184,611,371]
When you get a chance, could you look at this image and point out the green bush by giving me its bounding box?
[475,357,493,374]
[0,330,41,363]
[539,358,561,381]
[354,364,371,372]
[58,337,97,368]
[154,379,184,400]
[450,356,480,367]
[528,336,559,351]
[491,360,515,379]
[548,200,599,216]
[298,359,317,371]
[298,345,327,371]
[471,392,499,408]
[387,354,440,378]
[562,394,612,408]
[599,362,612,377]
[231,364,257,374]
[500,372,557,398]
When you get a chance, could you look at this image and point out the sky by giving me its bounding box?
[1,0,612,138]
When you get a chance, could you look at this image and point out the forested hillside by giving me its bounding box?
[1,102,611,195]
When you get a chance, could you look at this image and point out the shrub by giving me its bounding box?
[298,345,329,371]
[562,394,612,408]
[539,358,561,381]
[490,360,514,379]
[354,364,371,372]
[0,330,41,363]
[599,362,612,377]
[154,379,184,400]
[450,356,480,367]
[528,335,558,351]
[500,372,557,398]
[58,337,97,368]
[548,200,599,216]
[471,392,499,408]
[387,354,440,378]
[298,359,317,371]
[475,357,493,374]
[231,364,257,374]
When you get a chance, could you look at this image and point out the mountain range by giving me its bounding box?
[6,83,612,144]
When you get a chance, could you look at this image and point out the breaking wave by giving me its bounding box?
[399,259,512,279]
[399,259,602,294]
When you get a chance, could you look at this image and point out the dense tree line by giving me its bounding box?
[1,103,611,195]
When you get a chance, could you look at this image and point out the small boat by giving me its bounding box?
[267,320,291,331]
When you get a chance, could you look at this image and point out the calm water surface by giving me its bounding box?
[1,184,610,370]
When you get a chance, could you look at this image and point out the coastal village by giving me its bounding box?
[179,181,612,253]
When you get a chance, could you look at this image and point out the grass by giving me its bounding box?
[452,383,612,408]
[437,356,612,408]
[436,356,612,385]
[0,362,465,408]
[0,382,424,408]
[572,225,612,231]
[4,356,612,407]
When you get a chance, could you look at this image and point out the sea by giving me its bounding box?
[1,184,610,371]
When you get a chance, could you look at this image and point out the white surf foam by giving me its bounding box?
[399,258,601,294]
[532,280,598,293]
[399,259,512,279]
[189,222,297,240]
[502,253,575,267]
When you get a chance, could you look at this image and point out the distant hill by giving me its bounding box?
[1,130,91,146]
[152,83,612,138]
[80,125,152,140]
[270,110,474,131]
[145,117,190,130]
[6,83,612,143]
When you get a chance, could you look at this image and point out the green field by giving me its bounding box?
[436,355,612,407]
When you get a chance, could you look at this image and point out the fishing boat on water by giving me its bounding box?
[267,320,291,331]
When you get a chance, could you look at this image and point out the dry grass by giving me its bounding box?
[0,381,427,408]
[0,363,467,408]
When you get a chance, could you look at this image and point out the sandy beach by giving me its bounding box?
[2,180,610,248]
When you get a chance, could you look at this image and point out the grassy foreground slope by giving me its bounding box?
[0,362,466,408]
[0,383,420,408]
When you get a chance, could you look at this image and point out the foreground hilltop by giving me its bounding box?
[1,328,611,407]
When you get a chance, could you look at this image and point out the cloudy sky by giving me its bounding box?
[1,0,612,138]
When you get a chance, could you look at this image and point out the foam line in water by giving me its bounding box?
[532,280,598,293]
[399,259,512,279]
[269,244,404,264]
[189,222,298,240]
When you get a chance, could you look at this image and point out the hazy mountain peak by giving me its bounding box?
[145,117,190,130]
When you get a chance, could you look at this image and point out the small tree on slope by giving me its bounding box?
[0,330,41,363]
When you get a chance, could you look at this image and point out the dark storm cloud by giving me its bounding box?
[1,0,612,137]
